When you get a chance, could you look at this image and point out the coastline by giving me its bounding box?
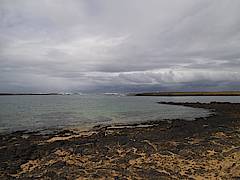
[0,102,239,179]
[132,91,240,96]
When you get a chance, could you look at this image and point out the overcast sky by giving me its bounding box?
[1,0,240,92]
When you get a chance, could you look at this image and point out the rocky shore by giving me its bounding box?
[0,102,239,179]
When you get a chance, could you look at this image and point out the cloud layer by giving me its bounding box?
[1,0,240,92]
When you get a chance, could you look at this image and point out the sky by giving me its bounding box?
[1,0,240,93]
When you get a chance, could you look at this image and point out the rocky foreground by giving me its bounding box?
[0,102,239,179]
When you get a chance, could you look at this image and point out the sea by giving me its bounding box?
[1,94,240,133]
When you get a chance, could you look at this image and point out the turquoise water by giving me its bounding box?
[1,95,239,133]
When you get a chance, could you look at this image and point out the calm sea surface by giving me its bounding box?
[0,95,240,133]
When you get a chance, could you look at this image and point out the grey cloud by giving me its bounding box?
[116,70,240,85]
[0,0,240,92]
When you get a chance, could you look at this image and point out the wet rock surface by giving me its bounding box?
[0,102,240,179]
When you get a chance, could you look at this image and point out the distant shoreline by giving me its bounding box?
[132,91,240,96]
[0,93,61,96]
[2,91,240,96]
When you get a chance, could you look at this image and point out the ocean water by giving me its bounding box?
[0,95,239,133]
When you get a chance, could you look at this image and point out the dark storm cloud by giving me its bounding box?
[0,0,240,92]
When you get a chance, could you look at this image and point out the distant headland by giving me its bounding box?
[132,91,240,96]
